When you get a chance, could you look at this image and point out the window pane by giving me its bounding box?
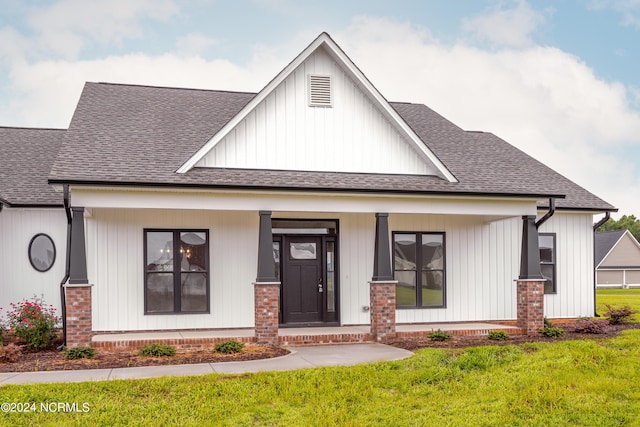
[541,264,555,293]
[180,232,207,272]
[539,235,554,263]
[421,271,444,307]
[394,234,416,270]
[395,271,416,306]
[146,273,174,312]
[147,232,174,271]
[290,242,317,259]
[181,272,207,312]
[422,234,443,269]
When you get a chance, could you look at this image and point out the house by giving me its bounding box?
[595,230,640,288]
[0,127,67,316]
[3,33,615,347]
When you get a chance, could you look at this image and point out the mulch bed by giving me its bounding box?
[389,322,640,351]
[2,322,639,373]
[0,343,288,373]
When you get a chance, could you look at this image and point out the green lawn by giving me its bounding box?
[3,331,640,426]
[596,288,640,321]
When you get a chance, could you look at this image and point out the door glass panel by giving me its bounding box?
[146,232,174,271]
[290,242,317,260]
[327,241,335,312]
[273,241,281,281]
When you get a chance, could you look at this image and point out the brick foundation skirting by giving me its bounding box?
[91,325,527,351]
[92,336,257,351]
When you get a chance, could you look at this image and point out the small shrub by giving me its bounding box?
[540,325,565,338]
[604,304,637,325]
[543,318,555,328]
[138,343,176,357]
[573,318,608,334]
[215,340,245,354]
[428,329,452,342]
[64,346,96,360]
[0,343,21,363]
[6,295,59,350]
[487,330,510,341]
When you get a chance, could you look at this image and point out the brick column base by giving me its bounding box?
[516,280,545,335]
[369,281,397,342]
[253,282,281,346]
[64,284,93,347]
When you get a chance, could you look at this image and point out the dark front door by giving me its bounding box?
[282,236,323,324]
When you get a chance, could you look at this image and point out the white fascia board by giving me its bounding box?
[70,186,535,217]
[177,33,457,183]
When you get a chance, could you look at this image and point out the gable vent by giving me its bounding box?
[308,74,332,107]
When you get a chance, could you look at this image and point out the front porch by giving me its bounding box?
[91,322,523,351]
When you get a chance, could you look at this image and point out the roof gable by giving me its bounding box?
[597,230,640,268]
[178,32,457,182]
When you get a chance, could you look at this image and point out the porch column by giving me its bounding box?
[253,211,281,346]
[516,215,545,335]
[369,213,397,342]
[65,207,93,347]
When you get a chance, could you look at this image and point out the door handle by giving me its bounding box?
[318,277,323,293]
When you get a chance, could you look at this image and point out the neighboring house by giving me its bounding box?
[0,127,67,314]
[2,33,616,346]
[595,230,640,288]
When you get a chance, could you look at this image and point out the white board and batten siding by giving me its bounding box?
[539,213,595,318]
[87,209,258,331]
[195,47,438,176]
[0,208,67,314]
[87,208,595,331]
[390,214,521,324]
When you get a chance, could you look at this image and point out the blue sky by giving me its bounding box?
[1,0,639,216]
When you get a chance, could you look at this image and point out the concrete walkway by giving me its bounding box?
[0,343,414,385]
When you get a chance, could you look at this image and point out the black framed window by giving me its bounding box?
[393,232,446,308]
[28,233,56,272]
[539,233,556,294]
[144,229,209,314]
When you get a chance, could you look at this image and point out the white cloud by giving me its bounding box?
[462,0,547,48]
[336,17,640,215]
[25,0,178,59]
[175,34,218,57]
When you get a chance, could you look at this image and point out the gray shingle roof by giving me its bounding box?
[0,127,65,206]
[595,230,626,266]
[49,82,615,211]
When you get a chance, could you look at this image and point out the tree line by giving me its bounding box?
[596,214,640,243]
